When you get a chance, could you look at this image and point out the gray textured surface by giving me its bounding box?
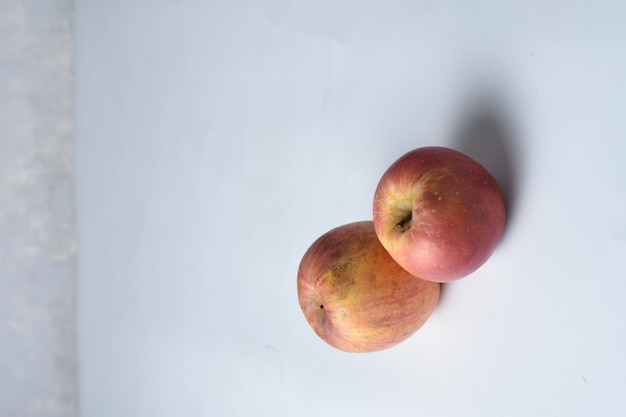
[0,0,76,416]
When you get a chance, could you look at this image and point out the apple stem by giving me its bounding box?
[395,212,412,232]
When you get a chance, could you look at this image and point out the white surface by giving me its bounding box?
[0,1,76,416]
[76,1,626,416]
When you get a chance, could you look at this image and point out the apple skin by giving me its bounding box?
[297,221,440,353]
[373,146,506,283]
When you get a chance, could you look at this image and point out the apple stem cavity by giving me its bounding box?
[395,212,412,232]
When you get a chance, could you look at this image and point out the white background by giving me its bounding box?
[76,1,626,416]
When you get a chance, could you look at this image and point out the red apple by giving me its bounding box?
[373,146,506,282]
[297,221,440,353]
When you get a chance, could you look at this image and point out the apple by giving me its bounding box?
[373,146,506,282]
[297,221,440,353]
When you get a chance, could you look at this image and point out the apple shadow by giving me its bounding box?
[437,282,450,309]
[451,94,523,240]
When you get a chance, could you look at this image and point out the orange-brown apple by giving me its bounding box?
[373,146,506,283]
[297,221,440,353]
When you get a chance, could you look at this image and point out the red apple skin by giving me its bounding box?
[297,221,440,353]
[373,146,506,283]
